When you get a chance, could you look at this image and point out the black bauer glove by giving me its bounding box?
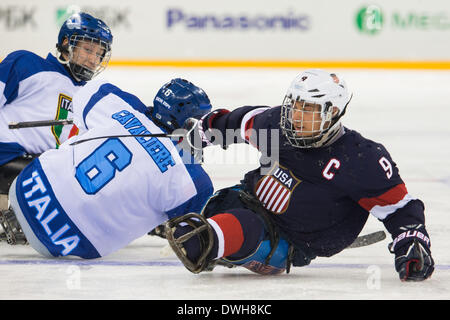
[389,224,434,281]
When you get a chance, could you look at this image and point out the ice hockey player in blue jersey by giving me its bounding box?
[0,12,113,198]
[0,78,213,259]
[165,69,434,281]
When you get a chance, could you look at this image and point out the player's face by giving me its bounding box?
[291,101,327,137]
[71,40,105,71]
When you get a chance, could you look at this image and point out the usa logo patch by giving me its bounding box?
[254,162,301,214]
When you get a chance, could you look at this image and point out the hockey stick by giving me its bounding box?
[8,119,185,143]
[69,132,185,146]
[8,120,187,148]
[9,120,186,145]
[8,119,74,129]
[9,118,198,148]
[69,117,199,146]
[346,230,386,249]
[158,230,387,259]
[213,231,386,270]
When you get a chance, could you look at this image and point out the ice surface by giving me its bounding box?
[1,67,449,300]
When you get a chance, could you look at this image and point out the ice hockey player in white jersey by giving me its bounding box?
[0,12,113,197]
[0,78,214,259]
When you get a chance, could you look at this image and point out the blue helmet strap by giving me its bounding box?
[56,36,70,56]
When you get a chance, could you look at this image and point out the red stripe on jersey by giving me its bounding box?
[210,213,244,257]
[358,183,408,212]
[244,116,256,144]
[208,109,230,128]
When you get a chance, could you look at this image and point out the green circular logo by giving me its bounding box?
[356,5,383,35]
[56,5,81,27]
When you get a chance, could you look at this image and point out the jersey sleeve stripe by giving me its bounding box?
[358,183,415,219]
[244,116,255,142]
[368,194,416,220]
[358,183,408,210]
[239,107,270,143]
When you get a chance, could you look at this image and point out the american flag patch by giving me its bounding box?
[254,163,301,214]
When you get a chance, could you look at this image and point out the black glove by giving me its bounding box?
[183,109,231,151]
[389,224,434,281]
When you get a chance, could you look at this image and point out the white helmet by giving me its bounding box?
[280,69,352,148]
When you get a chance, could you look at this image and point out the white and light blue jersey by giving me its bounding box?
[0,50,83,164]
[12,81,213,258]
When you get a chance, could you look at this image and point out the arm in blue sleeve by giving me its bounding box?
[0,52,21,106]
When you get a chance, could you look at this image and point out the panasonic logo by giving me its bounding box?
[166,8,310,31]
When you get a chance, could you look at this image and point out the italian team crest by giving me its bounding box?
[52,93,79,148]
[254,162,301,214]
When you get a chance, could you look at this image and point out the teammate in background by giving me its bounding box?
[166,69,435,281]
[0,12,113,204]
[0,78,214,259]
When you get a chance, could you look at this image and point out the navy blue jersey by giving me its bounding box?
[208,106,425,257]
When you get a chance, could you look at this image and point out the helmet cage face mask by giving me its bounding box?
[280,69,351,148]
[281,95,338,148]
[66,34,111,81]
[56,12,113,82]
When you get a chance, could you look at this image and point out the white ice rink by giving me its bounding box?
[1,67,449,301]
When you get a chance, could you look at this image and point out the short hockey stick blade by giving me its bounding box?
[346,230,386,249]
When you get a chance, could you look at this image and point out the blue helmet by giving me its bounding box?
[56,12,113,81]
[152,78,212,131]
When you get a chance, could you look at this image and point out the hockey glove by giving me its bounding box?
[389,224,434,281]
[183,109,231,151]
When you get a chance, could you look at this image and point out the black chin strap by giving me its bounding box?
[146,110,175,134]
[306,94,353,147]
[332,93,353,124]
